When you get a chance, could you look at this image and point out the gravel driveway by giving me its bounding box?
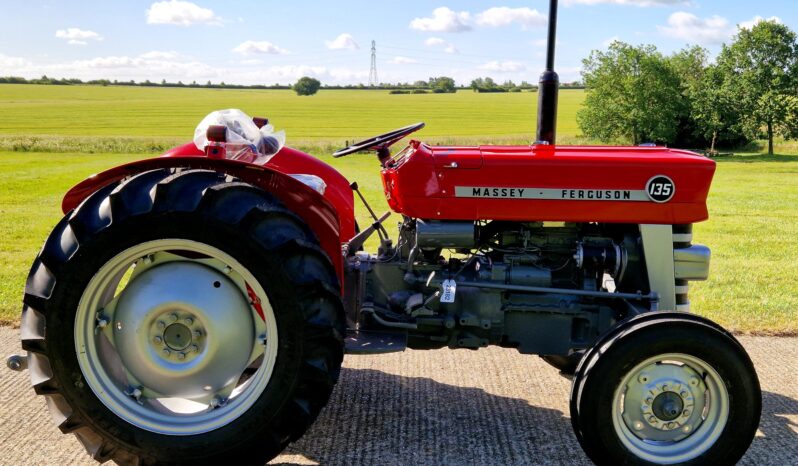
[0,327,795,465]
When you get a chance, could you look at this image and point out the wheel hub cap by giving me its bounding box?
[652,392,684,422]
[113,261,254,399]
[163,323,192,351]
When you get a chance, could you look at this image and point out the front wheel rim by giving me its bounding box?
[75,239,279,436]
[612,353,730,464]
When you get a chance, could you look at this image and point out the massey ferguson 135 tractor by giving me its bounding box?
[9,1,761,465]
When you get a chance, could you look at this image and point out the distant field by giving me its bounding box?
[0,84,583,142]
[0,84,796,334]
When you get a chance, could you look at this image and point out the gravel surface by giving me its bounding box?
[0,326,795,465]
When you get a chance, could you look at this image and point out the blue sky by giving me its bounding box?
[0,1,793,85]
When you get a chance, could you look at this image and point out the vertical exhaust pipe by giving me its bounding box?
[536,0,559,145]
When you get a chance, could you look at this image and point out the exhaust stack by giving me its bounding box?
[536,0,559,145]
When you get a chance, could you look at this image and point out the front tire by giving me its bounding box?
[570,312,761,466]
[21,168,345,465]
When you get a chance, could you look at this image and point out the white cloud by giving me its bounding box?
[326,33,359,50]
[565,0,688,6]
[739,15,782,30]
[0,54,31,70]
[232,40,289,56]
[390,56,418,65]
[146,0,220,26]
[55,28,102,45]
[659,12,732,45]
[479,60,525,72]
[410,7,471,33]
[476,7,546,28]
[424,37,458,53]
[139,50,180,60]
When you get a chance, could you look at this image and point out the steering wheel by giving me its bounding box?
[333,122,425,159]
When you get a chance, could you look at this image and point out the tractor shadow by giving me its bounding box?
[270,369,798,466]
[270,367,589,466]
[744,391,798,465]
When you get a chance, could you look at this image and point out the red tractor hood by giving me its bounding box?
[382,142,716,225]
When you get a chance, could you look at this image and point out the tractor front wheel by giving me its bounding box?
[21,168,345,465]
[570,312,761,466]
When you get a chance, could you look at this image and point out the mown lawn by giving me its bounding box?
[0,149,796,334]
[0,84,584,141]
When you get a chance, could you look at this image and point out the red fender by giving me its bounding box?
[62,154,353,285]
[159,142,356,240]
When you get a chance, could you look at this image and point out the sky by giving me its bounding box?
[0,0,794,86]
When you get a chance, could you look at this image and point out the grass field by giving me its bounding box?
[0,84,796,334]
[0,84,584,141]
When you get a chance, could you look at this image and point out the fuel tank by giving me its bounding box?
[381,142,716,225]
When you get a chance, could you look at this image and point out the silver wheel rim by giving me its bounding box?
[75,239,278,435]
[612,353,729,464]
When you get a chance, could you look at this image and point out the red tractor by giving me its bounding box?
[10,1,760,465]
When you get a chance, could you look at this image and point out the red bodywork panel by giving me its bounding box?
[63,145,356,283]
[382,142,716,225]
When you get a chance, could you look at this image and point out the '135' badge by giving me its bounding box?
[646,175,675,203]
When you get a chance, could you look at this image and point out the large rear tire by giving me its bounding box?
[570,312,761,466]
[21,168,345,465]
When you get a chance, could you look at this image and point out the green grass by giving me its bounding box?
[0,84,584,140]
[691,154,798,335]
[0,84,796,334]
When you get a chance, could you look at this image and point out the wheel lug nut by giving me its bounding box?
[666,422,676,429]
[178,352,186,360]
[153,336,163,344]
[184,317,193,326]
[680,391,688,398]
[645,397,653,404]
[210,396,226,408]
[157,321,165,330]
[191,344,199,353]
[633,421,644,431]
[683,410,690,417]
[162,348,171,356]
[169,313,178,323]
[193,330,202,338]
[683,425,692,433]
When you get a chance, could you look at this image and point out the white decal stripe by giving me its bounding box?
[454,186,650,202]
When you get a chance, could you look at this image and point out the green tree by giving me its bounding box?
[578,42,683,144]
[293,76,322,96]
[717,21,798,154]
[470,77,498,92]
[687,65,741,152]
[428,76,456,93]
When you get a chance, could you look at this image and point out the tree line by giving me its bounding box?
[579,20,798,154]
[0,74,586,93]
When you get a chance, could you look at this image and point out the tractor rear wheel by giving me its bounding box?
[569,312,761,466]
[21,168,345,465]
